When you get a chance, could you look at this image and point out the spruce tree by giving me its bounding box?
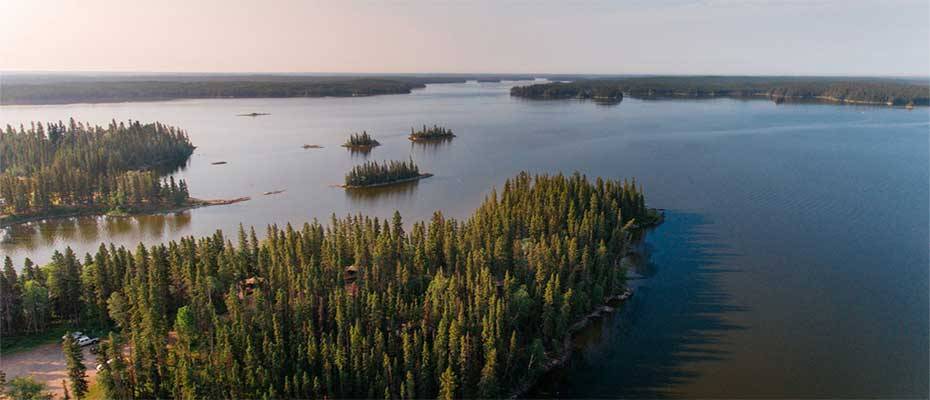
[62,334,88,399]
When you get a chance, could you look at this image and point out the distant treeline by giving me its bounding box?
[0,120,194,219]
[509,82,623,101]
[511,77,930,106]
[0,75,534,105]
[0,79,417,105]
[345,159,423,187]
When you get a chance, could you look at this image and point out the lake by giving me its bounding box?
[1,81,927,397]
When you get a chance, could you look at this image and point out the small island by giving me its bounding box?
[341,131,380,150]
[408,124,456,141]
[237,112,270,117]
[342,158,432,188]
[302,144,323,149]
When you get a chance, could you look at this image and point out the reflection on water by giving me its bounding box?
[593,98,623,107]
[2,213,192,257]
[344,179,420,206]
[104,216,135,237]
[347,147,374,157]
[146,158,191,175]
[409,137,454,151]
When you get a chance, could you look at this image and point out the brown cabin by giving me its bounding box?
[345,265,361,296]
[238,277,265,300]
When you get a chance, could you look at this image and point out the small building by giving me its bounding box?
[345,265,361,296]
[238,277,265,300]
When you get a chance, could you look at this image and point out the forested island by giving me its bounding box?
[0,74,533,105]
[343,159,430,188]
[342,131,380,149]
[409,125,456,141]
[511,76,930,106]
[0,171,657,399]
[0,120,236,228]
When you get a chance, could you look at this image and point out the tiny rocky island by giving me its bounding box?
[408,124,456,141]
[341,131,380,150]
[342,158,432,188]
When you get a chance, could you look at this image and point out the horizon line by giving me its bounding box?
[2,70,928,80]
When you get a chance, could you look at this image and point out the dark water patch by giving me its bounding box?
[529,212,747,398]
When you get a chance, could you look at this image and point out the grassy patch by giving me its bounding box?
[0,325,70,355]
[1,325,110,355]
[84,381,106,400]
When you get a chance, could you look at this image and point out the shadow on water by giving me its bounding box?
[347,147,374,158]
[529,211,747,398]
[344,179,420,206]
[409,137,454,152]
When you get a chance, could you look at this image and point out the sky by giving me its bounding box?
[1,0,927,76]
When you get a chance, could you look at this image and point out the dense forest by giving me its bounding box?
[0,171,653,399]
[0,120,195,221]
[511,77,930,106]
[0,74,535,105]
[409,125,456,141]
[342,131,380,148]
[344,159,425,188]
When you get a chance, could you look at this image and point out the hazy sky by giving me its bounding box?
[1,0,927,75]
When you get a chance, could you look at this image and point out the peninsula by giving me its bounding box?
[0,172,653,400]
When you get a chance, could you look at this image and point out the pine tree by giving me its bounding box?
[63,334,89,399]
[439,366,457,400]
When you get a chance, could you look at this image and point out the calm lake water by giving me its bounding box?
[1,82,927,397]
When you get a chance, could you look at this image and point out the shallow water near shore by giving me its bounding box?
[1,81,927,397]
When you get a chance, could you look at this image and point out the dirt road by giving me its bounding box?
[1,342,99,399]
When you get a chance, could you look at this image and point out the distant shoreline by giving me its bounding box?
[0,75,535,106]
[510,77,930,107]
[5,75,925,107]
